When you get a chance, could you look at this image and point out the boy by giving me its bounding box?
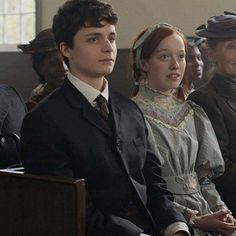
[20,1,190,235]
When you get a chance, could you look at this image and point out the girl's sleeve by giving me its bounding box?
[192,103,228,212]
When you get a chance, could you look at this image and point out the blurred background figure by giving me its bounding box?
[0,84,26,136]
[181,36,205,99]
[18,28,67,111]
[0,84,27,168]
[189,13,236,216]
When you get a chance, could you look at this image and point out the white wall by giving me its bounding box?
[41,0,236,48]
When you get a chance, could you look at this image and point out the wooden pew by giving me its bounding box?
[0,170,85,236]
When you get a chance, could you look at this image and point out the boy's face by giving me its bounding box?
[60,21,117,82]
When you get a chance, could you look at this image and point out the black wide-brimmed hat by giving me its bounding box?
[195,14,236,39]
[18,28,57,54]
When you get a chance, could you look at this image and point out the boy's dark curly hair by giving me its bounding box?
[53,0,118,66]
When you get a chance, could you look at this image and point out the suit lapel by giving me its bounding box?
[61,78,113,137]
[82,105,113,136]
[227,98,236,112]
[109,93,156,226]
[109,93,122,135]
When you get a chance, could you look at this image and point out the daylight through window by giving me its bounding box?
[0,0,36,50]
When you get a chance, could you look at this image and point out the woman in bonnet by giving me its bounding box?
[189,13,236,218]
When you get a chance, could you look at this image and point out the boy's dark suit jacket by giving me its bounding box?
[20,78,187,236]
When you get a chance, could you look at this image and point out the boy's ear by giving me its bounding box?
[59,42,72,59]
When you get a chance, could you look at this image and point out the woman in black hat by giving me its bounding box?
[18,29,66,111]
[188,13,236,217]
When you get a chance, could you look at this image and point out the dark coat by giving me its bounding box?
[20,78,187,236]
[0,84,27,135]
[188,74,236,215]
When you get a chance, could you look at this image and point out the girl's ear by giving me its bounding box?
[140,59,149,72]
[59,42,72,59]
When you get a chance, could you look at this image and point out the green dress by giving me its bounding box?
[133,84,228,234]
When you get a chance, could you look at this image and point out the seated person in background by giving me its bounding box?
[20,1,192,236]
[131,22,236,236]
[0,84,26,136]
[18,28,66,111]
[188,13,236,217]
[0,84,27,168]
[180,36,205,99]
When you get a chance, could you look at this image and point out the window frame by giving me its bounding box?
[0,0,41,52]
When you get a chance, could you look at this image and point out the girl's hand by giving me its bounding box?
[192,209,236,236]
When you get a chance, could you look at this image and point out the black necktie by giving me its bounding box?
[95,95,109,120]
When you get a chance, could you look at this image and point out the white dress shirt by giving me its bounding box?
[67,71,108,105]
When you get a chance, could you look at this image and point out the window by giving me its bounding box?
[0,0,38,51]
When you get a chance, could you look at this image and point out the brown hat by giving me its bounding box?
[195,14,236,39]
[17,28,57,54]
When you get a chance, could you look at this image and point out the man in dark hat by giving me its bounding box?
[18,28,66,111]
[188,13,236,218]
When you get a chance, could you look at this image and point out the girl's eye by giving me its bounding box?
[159,54,169,60]
[179,54,186,60]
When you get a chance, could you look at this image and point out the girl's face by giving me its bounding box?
[141,33,186,93]
[209,39,236,79]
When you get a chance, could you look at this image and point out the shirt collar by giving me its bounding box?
[67,71,109,105]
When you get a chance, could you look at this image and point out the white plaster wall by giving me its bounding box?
[41,0,236,48]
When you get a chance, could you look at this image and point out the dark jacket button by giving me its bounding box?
[116,139,122,147]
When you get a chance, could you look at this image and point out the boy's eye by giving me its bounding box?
[88,37,98,43]
[109,36,116,43]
